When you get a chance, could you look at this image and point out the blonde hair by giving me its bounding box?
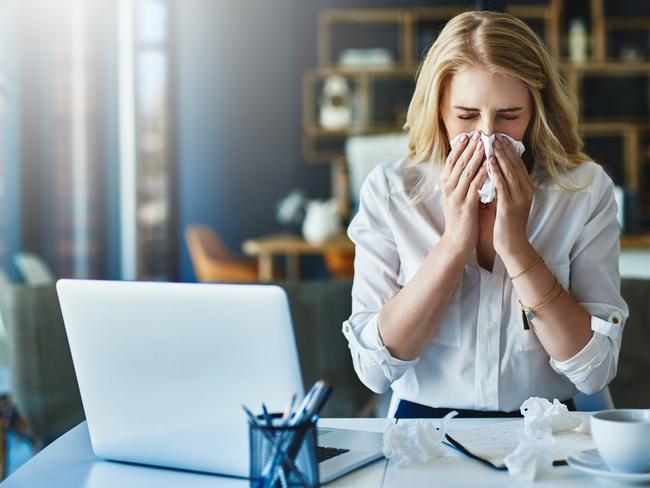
[403,10,590,204]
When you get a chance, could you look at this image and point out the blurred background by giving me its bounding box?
[1,0,650,284]
[0,0,649,478]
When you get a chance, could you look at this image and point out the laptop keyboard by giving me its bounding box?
[317,446,349,463]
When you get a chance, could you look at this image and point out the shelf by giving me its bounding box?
[308,66,417,76]
[306,125,403,137]
[560,61,650,73]
[580,121,650,130]
[305,2,650,232]
[410,7,471,21]
[320,9,407,23]
[620,234,650,249]
[318,9,412,68]
[605,18,650,31]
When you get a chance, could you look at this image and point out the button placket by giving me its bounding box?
[473,269,490,409]
[486,268,503,409]
[473,262,504,411]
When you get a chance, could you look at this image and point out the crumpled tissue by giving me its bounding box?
[504,434,556,481]
[521,397,583,438]
[383,410,457,468]
[503,397,582,481]
[449,132,526,204]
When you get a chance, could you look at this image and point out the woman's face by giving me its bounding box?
[439,64,532,143]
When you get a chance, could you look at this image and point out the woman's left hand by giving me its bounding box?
[489,133,535,258]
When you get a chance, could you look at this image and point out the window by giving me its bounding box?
[121,0,175,280]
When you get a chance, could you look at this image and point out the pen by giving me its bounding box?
[290,380,331,427]
[242,405,261,426]
[261,403,273,427]
[285,382,332,462]
[281,394,297,425]
[243,404,289,487]
[289,380,324,426]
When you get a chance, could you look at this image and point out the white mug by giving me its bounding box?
[590,409,650,473]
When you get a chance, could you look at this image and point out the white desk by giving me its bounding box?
[3,418,598,487]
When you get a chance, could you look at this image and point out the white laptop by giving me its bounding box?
[57,280,384,483]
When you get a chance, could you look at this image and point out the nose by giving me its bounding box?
[477,121,495,137]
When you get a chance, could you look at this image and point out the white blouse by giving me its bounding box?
[342,158,628,413]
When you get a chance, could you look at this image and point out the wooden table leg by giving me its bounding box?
[286,253,300,281]
[259,254,273,282]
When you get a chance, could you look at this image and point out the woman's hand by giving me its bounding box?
[439,131,488,258]
[489,133,535,258]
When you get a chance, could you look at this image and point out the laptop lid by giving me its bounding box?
[57,279,304,477]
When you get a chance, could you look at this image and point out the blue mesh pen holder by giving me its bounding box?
[249,413,319,488]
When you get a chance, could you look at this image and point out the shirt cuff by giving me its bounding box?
[549,315,616,383]
[342,316,418,383]
[590,311,623,340]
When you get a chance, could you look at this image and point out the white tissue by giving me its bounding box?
[521,397,582,438]
[383,410,457,468]
[504,435,556,482]
[504,397,582,481]
[448,132,526,204]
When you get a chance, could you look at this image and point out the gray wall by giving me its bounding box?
[172,0,473,281]
[174,0,330,281]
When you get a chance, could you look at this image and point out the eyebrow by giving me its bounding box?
[453,106,523,113]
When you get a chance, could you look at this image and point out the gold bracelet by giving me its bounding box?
[534,283,563,314]
[518,278,562,322]
[510,256,544,280]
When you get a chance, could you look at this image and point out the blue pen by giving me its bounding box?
[242,405,261,426]
[285,381,332,462]
[288,381,323,426]
[290,380,330,427]
[261,403,273,427]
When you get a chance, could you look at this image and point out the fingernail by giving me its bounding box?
[472,131,480,141]
[460,134,467,142]
[494,139,502,150]
[477,140,483,150]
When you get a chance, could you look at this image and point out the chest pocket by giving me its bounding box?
[397,259,462,348]
[516,263,570,351]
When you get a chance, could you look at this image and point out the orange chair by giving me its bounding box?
[185,226,258,282]
[323,248,355,279]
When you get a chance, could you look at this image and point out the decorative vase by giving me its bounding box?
[319,75,352,130]
[302,199,341,245]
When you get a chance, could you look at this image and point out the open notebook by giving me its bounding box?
[445,420,595,470]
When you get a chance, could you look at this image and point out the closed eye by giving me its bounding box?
[458,114,518,121]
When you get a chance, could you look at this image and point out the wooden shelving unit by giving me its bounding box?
[302,1,650,234]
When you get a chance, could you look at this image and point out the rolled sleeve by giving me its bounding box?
[342,318,419,393]
[550,316,621,393]
[558,167,629,395]
[343,163,418,393]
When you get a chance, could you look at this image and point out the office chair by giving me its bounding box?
[185,225,258,283]
[573,387,614,411]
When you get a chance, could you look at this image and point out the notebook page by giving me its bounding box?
[446,420,595,468]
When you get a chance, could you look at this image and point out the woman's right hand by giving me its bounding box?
[438,131,487,258]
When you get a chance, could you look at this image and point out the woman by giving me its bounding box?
[342,10,628,418]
